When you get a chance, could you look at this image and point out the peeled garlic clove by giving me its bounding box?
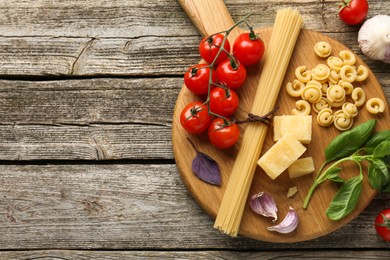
[267,207,298,234]
[249,192,278,222]
[358,15,390,63]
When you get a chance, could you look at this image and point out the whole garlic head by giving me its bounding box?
[358,15,390,63]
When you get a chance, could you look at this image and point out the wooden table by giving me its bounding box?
[0,0,389,258]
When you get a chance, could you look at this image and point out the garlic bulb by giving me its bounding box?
[358,15,390,63]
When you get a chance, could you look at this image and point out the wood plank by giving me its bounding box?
[0,78,388,161]
[0,249,389,259]
[0,1,388,76]
[0,164,389,249]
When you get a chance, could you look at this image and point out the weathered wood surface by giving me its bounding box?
[1,250,389,260]
[0,164,389,250]
[0,0,389,257]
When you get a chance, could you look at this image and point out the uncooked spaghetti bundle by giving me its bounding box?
[214,8,303,237]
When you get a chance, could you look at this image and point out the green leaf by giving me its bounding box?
[326,167,344,183]
[364,130,390,148]
[368,159,390,192]
[373,141,390,158]
[326,175,363,220]
[325,120,376,162]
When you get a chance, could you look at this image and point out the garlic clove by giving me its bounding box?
[358,15,390,63]
[249,192,278,222]
[267,207,298,234]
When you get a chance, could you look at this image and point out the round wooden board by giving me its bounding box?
[172,28,390,243]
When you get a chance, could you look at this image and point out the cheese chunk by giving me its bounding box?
[288,157,315,178]
[273,115,312,144]
[257,134,307,180]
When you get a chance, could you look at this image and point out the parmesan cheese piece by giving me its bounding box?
[258,134,307,180]
[273,115,312,144]
[288,157,315,178]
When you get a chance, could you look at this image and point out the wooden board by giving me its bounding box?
[172,0,390,243]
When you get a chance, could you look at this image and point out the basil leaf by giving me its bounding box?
[368,159,390,192]
[192,151,221,186]
[364,130,390,154]
[326,167,344,183]
[325,120,376,162]
[373,141,390,158]
[326,175,363,220]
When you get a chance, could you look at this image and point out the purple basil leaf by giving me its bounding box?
[192,151,221,186]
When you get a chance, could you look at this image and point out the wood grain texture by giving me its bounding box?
[1,249,389,259]
[0,164,389,250]
[0,0,387,76]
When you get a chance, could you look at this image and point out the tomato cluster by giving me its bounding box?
[180,30,265,149]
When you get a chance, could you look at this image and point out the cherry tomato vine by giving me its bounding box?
[181,13,275,149]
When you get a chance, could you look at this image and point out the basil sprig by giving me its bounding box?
[303,119,390,220]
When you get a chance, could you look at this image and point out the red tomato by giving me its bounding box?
[338,0,368,25]
[180,102,211,134]
[208,118,240,149]
[184,64,216,95]
[233,32,265,66]
[199,33,230,65]
[375,208,390,242]
[209,87,239,117]
[215,59,247,89]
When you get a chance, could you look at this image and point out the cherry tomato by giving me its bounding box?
[199,33,230,65]
[180,102,211,134]
[209,87,239,117]
[184,64,216,95]
[215,59,247,89]
[338,0,368,26]
[208,118,240,149]
[233,32,265,66]
[375,208,390,242]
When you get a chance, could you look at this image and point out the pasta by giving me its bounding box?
[213,8,303,237]
[366,98,385,114]
[301,85,322,103]
[312,97,330,113]
[317,108,334,126]
[295,65,311,82]
[355,65,369,82]
[339,50,356,65]
[292,100,311,115]
[339,65,357,83]
[351,87,366,107]
[287,40,385,131]
[314,41,332,58]
[334,110,354,131]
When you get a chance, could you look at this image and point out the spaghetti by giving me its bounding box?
[213,8,303,237]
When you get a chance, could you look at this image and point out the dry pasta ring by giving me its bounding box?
[351,87,366,107]
[334,110,354,131]
[311,64,330,82]
[339,81,354,95]
[355,65,369,82]
[292,100,311,115]
[342,102,358,118]
[366,98,385,114]
[329,96,346,108]
[295,65,311,83]
[314,41,332,58]
[327,84,346,103]
[301,85,322,103]
[317,108,334,127]
[340,65,357,83]
[312,97,330,113]
[286,80,304,97]
[328,70,340,85]
[306,80,322,89]
[338,50,356,66]
[327,56,343,71]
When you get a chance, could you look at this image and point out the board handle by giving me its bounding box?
[177,0,236,37]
